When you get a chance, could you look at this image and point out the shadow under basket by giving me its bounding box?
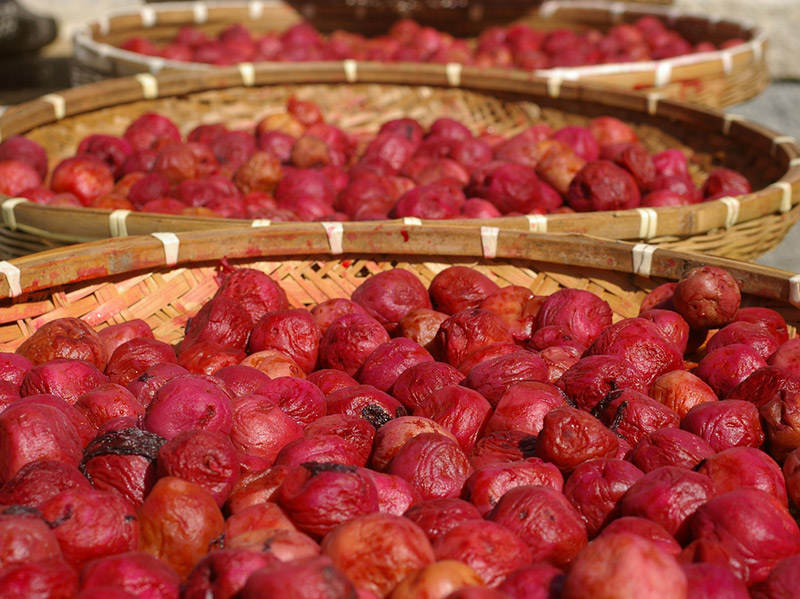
[0,66,797,262]
[0,225,797,351]
[71,0,769,108]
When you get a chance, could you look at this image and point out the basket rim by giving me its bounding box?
[0,65,797,248]
[0,224,798,305]
[71,0,768,85]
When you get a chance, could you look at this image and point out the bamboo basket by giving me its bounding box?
[0,67,797,262]
[0,225,797,352]
[71,1,767,108]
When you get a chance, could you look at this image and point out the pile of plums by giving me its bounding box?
[0,96,751,221]
[117,17,744,69]
[1,259,799,599]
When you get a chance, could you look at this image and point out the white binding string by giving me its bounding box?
[654,61,672,88]
[632,243,658,278]
[251,219,272,227]
[538,1,558,18]
[1,197,28,231]
[0,261,21,297]
[790,157,800,167]
[147,57,165,75]
[772,136,797,157]
[480,226,500,259]
[320,221,344,255]
[140,6,156,27]
[41,94,66,120]
[248,0,264,19]
[751,39,764,64]
[526,214,548,233]
[192,2,208,23]
[609,2,625,22]
[722,113,746,136]
[402,217,422,226]
[790,274,800,309]
[445,62,462,87]
[636,207,659,240]
[646,92,663,116]
[238,62,255,87]
[547,74,563,99]
[151,232,180,266]
[97,16,109,36]
[135,73,159,99]
[109,210,131,237]
[720,50,734,75]
[769,181,794,213]
[719,196,741,228]
[343,60,358,83]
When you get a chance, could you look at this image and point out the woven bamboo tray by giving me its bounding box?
[0,67,797,262]
[71,1,766,108]
[0,225,797,352]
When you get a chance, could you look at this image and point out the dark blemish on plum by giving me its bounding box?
[518,435,538,458]
[302,462,357,477]
[80,427,166,479]
[2,505,40,517]
[519,509,529,520]
[47,505,73,528]
[362,404,392,429]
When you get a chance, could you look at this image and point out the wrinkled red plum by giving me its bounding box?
[379,118,424,145]
[415,385,491,453]
[137,476,224,579]
[697,446,786,504]
[224,501,295,539]
[319,314,391,377]
[304,414,375,464]
[527,326,585,353]
[770,338,800,377]
[588,116,638,147]
[0,460,89,508]
[39,487,138,570]
[488,485,587,568]
[557,355,646,411]
[81,427,163,507]
[123,112,180,151]
[387,433,473,500]
[535,142,587,197]
[19,359,108,405]
[479,286,536,341]
[694,344,766,398]
[248,309,320,374]
[672,266,741,330]
[358,468,421,515]
[321,513,435,597]
[436,310,514,368]
[485,381,570,436]
[536,289,612,348]
[480,163,543,214]
[563,458,644,537]
[464,458,563,517]
[567,160,640,212]
[183,549,279,599]
[728,365,800,408]
[126,363,188,409]
[458,343,523,376]
[105,338,177,387]
[562,533,686,599]
[350,269,431,333]
[358,338,433,393]
[0,558,78,599]
[652,149,689,179]
[733,306,790,346]
[650,370,718,419]
[496,563,564,599]
[640,282,677,313]
[681,562,749,599]
[700,168,751,200]
[310,298,368,334]
[620,466,715,542]
[306,369,358,396]
[595,388,680,448]
[50,155,114,206]
[638,309,690,355]
[227,466,290,514]
[599,517,681,557]
[371,416,457,472]
[390,183,463,219]
[96,320,153,358]
[751,553,800,599]
[213,364,272,397]
[0,403,82,484]
[145,375,232,440]
[463,351,549,406]
[602,143,656,190]
[539,345,583,383]
[552,126,599,162]
[274,434,364,469]
[277,462,379,539]
[429,266,500,315]
[0,510,62,567]
[157,430,239,507]
[689,488,800,585]
[238,555,355,599]
[760,389,800,462]
[403,497,482,544]
[470,430,537,470]
[325,384,405,428]
[392,361,465,411]
[681,399,764,452]
[585,318,683,388]
[628,428,715,473]
[12,393,94,447]
[181,297,253,354]
[0,136,48,179]
[706,321,780,360]
[433,519,532,588]
[253,377,327,428]
[535,406,619,473]
[16,317,108,370]
[79,551,180,599]
[0,353,32,389]
[230,394,303,470]
[215,268,289,324]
